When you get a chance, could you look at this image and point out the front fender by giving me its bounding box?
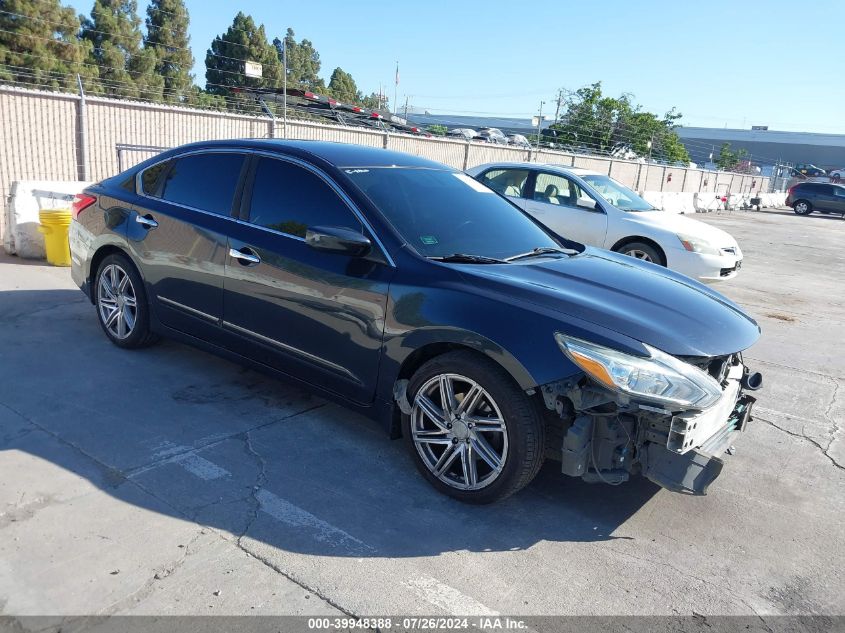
[376,281,585,401]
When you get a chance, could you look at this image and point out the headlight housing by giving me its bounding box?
[676,233,721,256]
[555,334,722,410]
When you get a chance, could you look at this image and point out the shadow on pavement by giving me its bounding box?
[0,289,659,562]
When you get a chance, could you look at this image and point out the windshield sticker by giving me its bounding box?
[345,169,370,174]
[419,235,438,245]
[453,172,493,193]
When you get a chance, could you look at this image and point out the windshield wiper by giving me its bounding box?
[427,253,509,264]
[504,246,578,262]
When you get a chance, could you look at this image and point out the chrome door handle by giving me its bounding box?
[135,215,158,228]
[229,248,260,265]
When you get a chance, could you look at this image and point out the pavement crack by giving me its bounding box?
[238,426,269,545]
[0,401,127,488]
[229,422,355,618]
[822,379,842,467]
[125,403,328,478]
[757,415,844,471]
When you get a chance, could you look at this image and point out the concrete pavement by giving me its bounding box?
[0,208,842,623]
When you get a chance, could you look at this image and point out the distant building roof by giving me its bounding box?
[676,127,845,168]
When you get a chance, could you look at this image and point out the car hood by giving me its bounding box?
[630,211,739,248]
[461,248,760,357]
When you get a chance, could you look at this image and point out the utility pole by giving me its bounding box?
[403,95,410,120]
[553,89,564,123]
[282,41,288,139]
[647,134,654,161]
[394,61,399,114]
[534,101,545,150]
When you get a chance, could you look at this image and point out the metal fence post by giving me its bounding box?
[462,141,470,171]
[383,131,389,149]
[76,75,89,181]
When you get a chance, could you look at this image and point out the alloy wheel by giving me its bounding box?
[625,249,653,262]
[795,202,809,214]
[97,263,137,340]
[411,373,508,491]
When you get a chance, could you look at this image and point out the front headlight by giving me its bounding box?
[555,334,722,410]
[676,233,721,256]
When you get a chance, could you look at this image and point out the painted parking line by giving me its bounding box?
[255,488,373,555]
[402,575,500,617]
[174,453,230,480]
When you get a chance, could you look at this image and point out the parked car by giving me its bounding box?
[785,181,845,216]
[506,134,531,148]
[792,164,827,177]
[447,128,477,141]
[475,128,508,144]
[467,162,745,281]
[70,140,761,503]
[829,167,844,182]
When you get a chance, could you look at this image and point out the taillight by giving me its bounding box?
[71,194,96,220]
[787,186,796,195]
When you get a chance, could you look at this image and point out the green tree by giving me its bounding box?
[550,82,690,163]
[0,0,93,91]
[205,12,282,109]
[81,0,163,100]
[326,67,359,103]
[428,124,447,136]
[716,142,749,171]
[273,28,324,91]
[144,0,193,102]
[360,92,386,110]
[186,85,227,110]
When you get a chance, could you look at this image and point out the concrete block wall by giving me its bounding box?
[0,85,773,242]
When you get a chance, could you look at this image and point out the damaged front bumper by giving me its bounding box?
[641,393,755,495]
[545,360,760,496]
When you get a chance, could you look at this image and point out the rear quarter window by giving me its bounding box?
[140,160,172,195]
[159,153,246,216]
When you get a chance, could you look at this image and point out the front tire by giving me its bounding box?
[616,241,664,265]
[95,254,158,348]
[403,350,544,504]
[793,200,813,215]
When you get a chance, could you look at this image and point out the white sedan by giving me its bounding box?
[466,162,743,282]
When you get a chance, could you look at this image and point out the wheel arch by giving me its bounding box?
[385,336,551,440]
[610,235,667,265]
[88,244,142,304]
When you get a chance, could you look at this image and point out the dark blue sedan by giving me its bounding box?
[69,140,762,503]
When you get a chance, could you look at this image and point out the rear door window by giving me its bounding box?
[478,169,529,198]
[247,157,361,238]
[159,153,246,216]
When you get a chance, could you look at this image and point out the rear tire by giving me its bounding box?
[793,200,813,215]
[616,241,665,265]
[95,253,158,349]
[403,350,545,504]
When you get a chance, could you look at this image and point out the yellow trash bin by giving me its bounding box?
[37,209,72,267]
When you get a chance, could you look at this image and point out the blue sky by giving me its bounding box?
[66,0,844,133]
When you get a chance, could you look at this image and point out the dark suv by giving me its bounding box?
[786,182,845,216]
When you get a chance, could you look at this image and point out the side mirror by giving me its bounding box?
[305,226,372,257]
[576,197,598,210]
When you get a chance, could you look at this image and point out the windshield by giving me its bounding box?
[344,168,560,259]
[580,174,655,212]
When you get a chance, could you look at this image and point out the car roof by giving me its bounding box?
[472,161,604,177]
[159,138,451,170]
